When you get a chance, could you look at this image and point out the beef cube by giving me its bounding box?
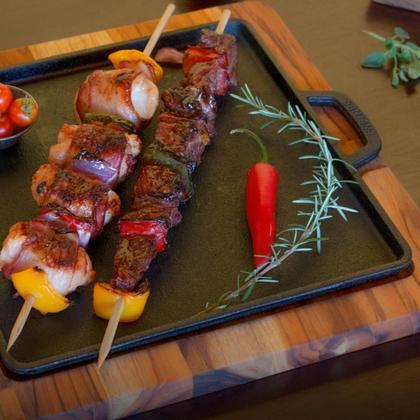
[154,113,209,166]
[161,86,217,137]
[200,29,238,86]
[134,163,190,202]
[183,61,230,97]
[111,236,155,291]
[128,196,182,228]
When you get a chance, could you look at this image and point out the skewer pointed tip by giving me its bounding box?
[7,294,35,352]
[97,295,124,368]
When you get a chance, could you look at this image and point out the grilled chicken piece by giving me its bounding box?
[0,219,94,296]
[32,164,120,235]
[75,69,159,130]
[161,86,217,137]
[39,206,95,248]
[48,123,141,187]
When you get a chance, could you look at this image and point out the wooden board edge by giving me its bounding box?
[0,2,420,417]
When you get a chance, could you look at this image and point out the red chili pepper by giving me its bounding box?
[231,129,279,267]
[183,47,228,73]
[119,220,168,252]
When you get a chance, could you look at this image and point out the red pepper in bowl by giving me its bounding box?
[231,128,279,267]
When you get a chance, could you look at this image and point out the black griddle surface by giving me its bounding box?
[0,21,411,375]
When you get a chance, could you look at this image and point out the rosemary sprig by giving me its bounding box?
[362,27,420,87]
[204,84,358,312]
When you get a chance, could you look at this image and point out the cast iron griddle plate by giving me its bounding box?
[0,21,411,375]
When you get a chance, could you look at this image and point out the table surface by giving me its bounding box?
[1,1,419,419]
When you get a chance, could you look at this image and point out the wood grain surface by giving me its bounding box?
[0,2,419,418]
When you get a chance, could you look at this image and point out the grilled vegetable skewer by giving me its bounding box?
[96,8,237,367]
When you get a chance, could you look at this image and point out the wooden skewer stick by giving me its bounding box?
[97,4,177,368]
[97,296,124,368]
[215,9,231,34]
[143,3,176,56]
[7,294,35,351]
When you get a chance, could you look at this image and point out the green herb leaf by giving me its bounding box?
[399,50,412,63]
[241,281,256,302]
[362,26,419,86]
[406,41,420,50]
[384,38,394,49]
[399,69,409,82]
[362,51,385,68]
[407,59,420,79]
[385,47,397,59]
[394,27,410,40]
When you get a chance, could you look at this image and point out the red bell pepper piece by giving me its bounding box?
[231,129,279,267]
[119,220,168,252]
[183,46,228,73]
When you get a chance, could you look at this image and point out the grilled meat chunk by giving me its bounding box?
[161,86,217,137]
[182,30,237,97]
[0,219,94,296]
[154,113,209,167]
[129,196,182,228]
[117,198,182,254]
[111,236,156,291]
[134,163,190,202]
[32,164,120,235]
[199,29,238,86]
[75,69,159,130]
[38,206,95,247]
[49,123,141,187]
[154,47,185,64]
[183,60,230,97]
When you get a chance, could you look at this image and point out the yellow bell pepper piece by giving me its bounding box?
[93,282,150,323]
[108,49,163,84]
[11,268,69,315]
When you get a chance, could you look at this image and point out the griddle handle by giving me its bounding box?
[302,91,382,169]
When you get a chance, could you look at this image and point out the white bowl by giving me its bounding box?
[0,85,38,150]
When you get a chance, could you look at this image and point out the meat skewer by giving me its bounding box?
[96,8,235,367]
[3,3,176,351]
